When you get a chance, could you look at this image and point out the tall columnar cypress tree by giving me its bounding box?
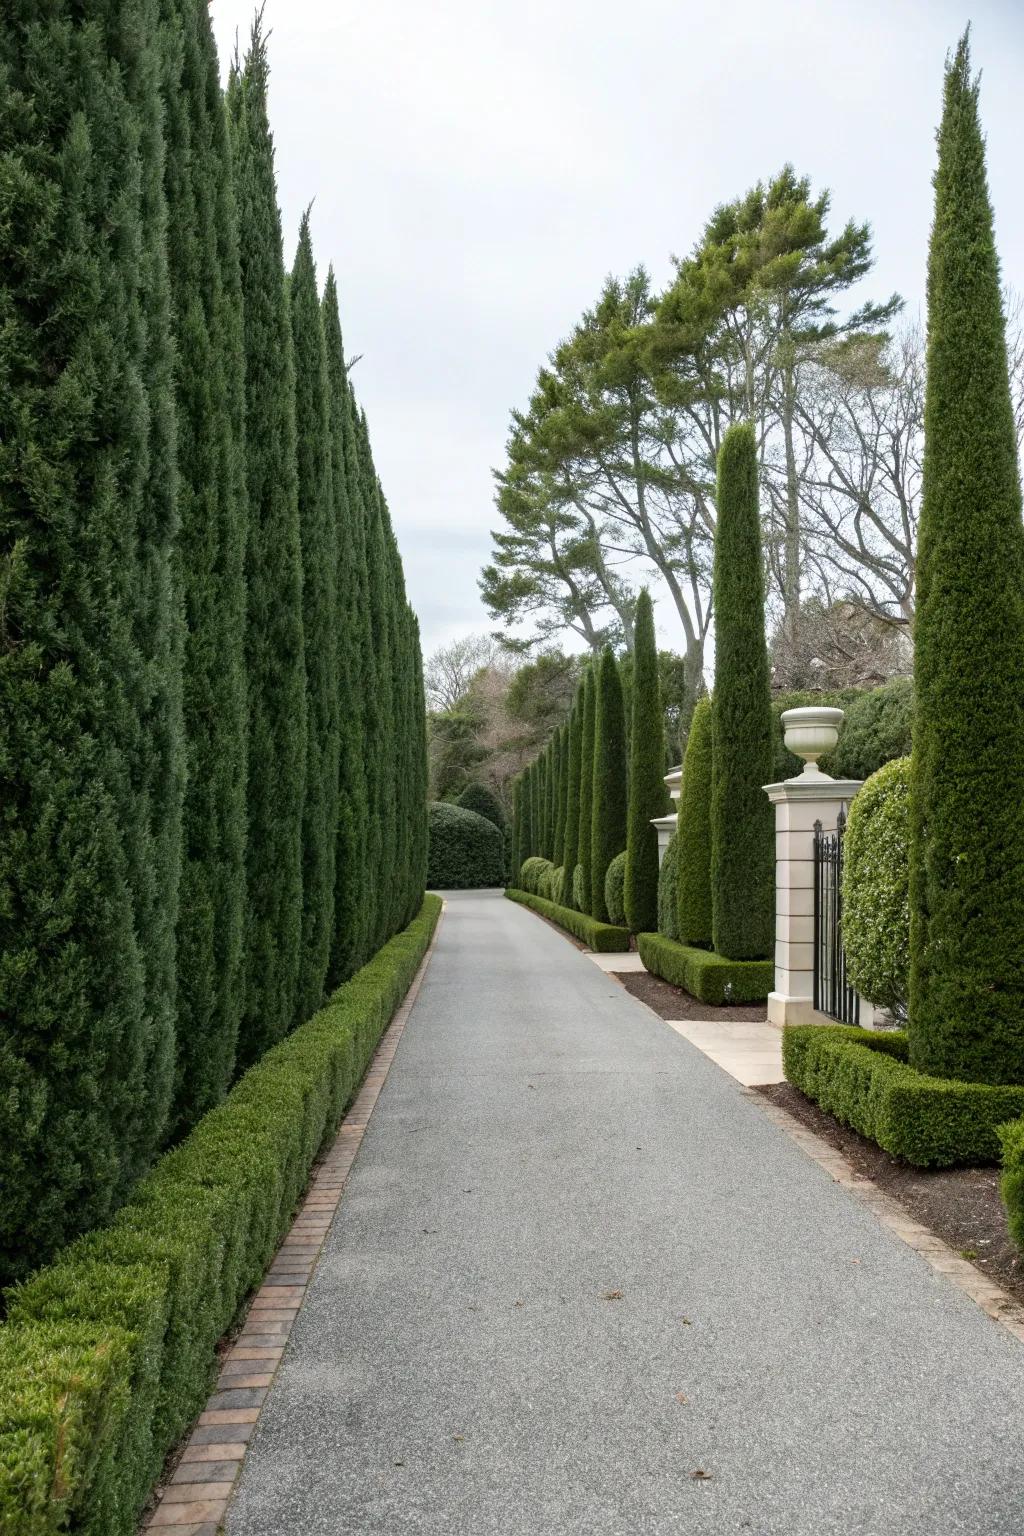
[229,23,307,1066]
[676,695,714,947]
[909,35,1024,1086]
[577,669,597,913]
[0,0,179,1282]
[547,736,559,861]
[322,269,368,985]
[710,423,774,960]
[562,686,584,905]
[162,0,248,1134]
[591,647,628,922]
[358,413,397,951]
[291,214,339,1024]
[625,592,669,934]
[510,778,522,883]
[537,751,549,859]
[530,761,540,859]
[553,724,568,869]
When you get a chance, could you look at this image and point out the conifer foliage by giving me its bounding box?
[0,10,426,1285]
[591,648,628,923]
[909,35,1024,1086]
[625,593,669,934]
[710,425,774,961]
[676,696,714,947]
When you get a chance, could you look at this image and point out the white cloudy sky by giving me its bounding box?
[210,0,1024,659]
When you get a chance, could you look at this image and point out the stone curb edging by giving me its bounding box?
[751,1092,1024,1347]
[141,904,446,1536]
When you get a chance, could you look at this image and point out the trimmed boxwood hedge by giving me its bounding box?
[0,896,442,1536]
[783,1024,1024,1167]
[505,888,630,952]
[604,851,627,928]
[427,801,505,889]
[638,932,772,1005]
[1000,1117,1024,1253]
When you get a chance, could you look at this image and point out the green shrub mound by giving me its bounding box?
[572,864,586,911]
[638,932,772,1005]
[843,758,910,1019]
[657,833,680,942]
[833,679,914,780]
[0,897,441,1536]
[1000,1117,1024,1253]
[426,802,504,889]
[604,852,628,928]
[783,1024,1024,1167]
[520,856,554,896]
[457,781,506,832]
[505,889,630,952]
[551,866,567,906]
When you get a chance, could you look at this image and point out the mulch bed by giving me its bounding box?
[614,968,769,1024]
[757,1081,1024,1306]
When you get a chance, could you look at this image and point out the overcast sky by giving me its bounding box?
[210,0,1024,659]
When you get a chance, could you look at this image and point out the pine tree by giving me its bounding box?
[290,214,339,1024]
[909,34,1024,1086]
[591,647,628,922]
[625,592,669,933]
[577,669,597,913]
[710,424,774,960]
[562,685,584,905]
[162,0,248,1133]
[676,695,714,946]
[0,0,178,1282]
[229,22,306,1066]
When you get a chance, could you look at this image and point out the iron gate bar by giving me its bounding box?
[812,809,860,1026]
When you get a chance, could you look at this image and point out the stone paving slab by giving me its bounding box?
[226,890,1024,1536]
[665,1017,785,1086]
[587,950,647,972]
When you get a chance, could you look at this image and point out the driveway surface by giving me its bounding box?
[227,889,1024,1536]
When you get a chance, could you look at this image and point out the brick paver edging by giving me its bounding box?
[141,903,446,1535]
[751,1091,1024,1347]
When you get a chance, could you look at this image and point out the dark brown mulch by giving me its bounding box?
[614,968,768,1024]
[757,1080,1024,1306]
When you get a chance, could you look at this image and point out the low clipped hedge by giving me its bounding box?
[427,801,504,888]
[0,896,442,1536]
[505,888,630,952]
[1000,1118,1024,1253]
[783,1024,1024,1167]
[638,932,773,1005]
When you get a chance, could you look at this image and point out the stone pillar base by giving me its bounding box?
[767,992,835,1028]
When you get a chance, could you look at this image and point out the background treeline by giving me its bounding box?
[0,2,426,1288]
[481,168,1024,719]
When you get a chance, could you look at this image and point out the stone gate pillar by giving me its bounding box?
[762,708,862,1027]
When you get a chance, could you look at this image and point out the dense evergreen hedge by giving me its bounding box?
[638,933,773,1005]
[833,679,913,780]
[457,782,506,831]
[604,851,628,928]
[676,695,713,948]
[843,759,911,1019]
[657,833,681,942]
[710,424,774,961]
[505,889,631,952]
[0,898,441,1536]
[909,36,1024,1088]
[625,593,668,933]
[427,802,505,889]
[783,1024,1024,1167]
[591,647,628,923]
[0,9,426,1287]
[1000,1118,1024,1253]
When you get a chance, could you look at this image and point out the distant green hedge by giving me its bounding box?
[1000,1117,1024,1253]
[0,897,442,1536]
[427,801,505,888]
[783,1024,1024,1167]
[638,932,772,1004]
[505,888,630,952]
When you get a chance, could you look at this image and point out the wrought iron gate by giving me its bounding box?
[813,809,860,1025]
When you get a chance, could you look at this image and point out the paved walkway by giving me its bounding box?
[227,891,1024,1536]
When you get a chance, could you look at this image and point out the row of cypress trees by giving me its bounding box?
[0,4,426,1285]
[510,593,669,927]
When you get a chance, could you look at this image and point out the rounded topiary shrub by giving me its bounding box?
[832,677,914,781]
[427,801,505,890]
[519,856,553,895]
[457,781,507,832]
[842,757,910,1020]
[657,832,680,941]
[604,851,627,927]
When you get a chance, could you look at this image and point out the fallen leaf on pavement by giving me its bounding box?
[690,1469,711,1481]
[675,1393,689,1405]
[603,1289,623,1300]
